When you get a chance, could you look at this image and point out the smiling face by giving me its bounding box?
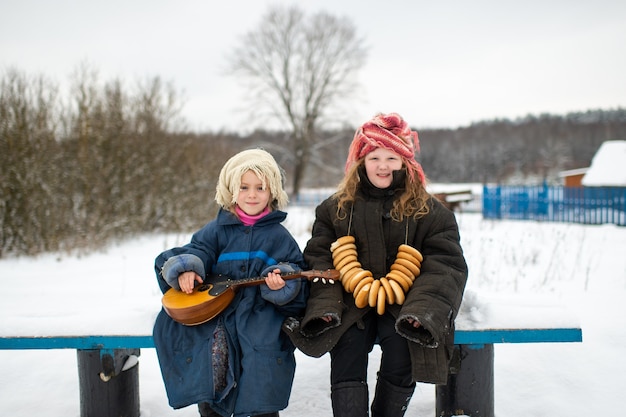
[363,147,404,189]
[236,170,271,216]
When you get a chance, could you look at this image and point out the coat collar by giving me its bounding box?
[216,207,287,226]
[357,165,407,199]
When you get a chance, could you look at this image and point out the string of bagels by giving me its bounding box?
[330,235,423,315]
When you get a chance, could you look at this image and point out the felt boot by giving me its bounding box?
[331,380,369,417]
[370,377,415,417]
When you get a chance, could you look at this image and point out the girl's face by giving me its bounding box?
[236,170,271,216]
[364,147,404,189]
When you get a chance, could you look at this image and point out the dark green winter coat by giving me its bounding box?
[282,170,468,384]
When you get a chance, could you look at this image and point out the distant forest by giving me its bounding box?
[2,66,624,256]
[234,108,626,188]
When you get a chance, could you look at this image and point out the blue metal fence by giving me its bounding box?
[483,185,626,226]
[291,188,334,206]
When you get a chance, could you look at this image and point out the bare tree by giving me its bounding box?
[226,5,367,197]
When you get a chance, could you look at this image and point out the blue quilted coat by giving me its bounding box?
[153,209,308,417]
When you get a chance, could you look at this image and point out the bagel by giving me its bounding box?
[385,271,410,292]
[335,255,361,271]
[348,269,373,293]
[334,253,358,270]
[387,268,413,286]
[344,270,365,292]
[341,267,362,289]
[388,279,405,305]
[376,286,386,315]
[395,257,420,278]
[354,282,371,308]
[353,276,374,297]
[368,279,381,307]
[332,243,357,259]
[339,260,361,277]
[390,262,415,280]
[379,277,394,305]
[398,244,423,262]
[396,251,422,268]
[332,248,358,266]
[389,264,414,282]
[330,236,356,252]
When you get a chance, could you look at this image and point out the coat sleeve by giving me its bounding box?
[154,221,219,294]
[299,199,347,337]
[261,226,310,317]
[155,247,205,294]
[396,201,468,347]
[260,263,304,306]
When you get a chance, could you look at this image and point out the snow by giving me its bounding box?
[581,140,626,187]
[1,207,625,416]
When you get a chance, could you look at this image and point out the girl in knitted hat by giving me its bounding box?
[153,148,309,417]
[284,113,468,417]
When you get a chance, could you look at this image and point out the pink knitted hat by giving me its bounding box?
[345,112,425,183]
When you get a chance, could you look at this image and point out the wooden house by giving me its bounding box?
[559,140,626,188]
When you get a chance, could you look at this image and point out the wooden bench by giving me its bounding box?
[432,189,473,211]
[0,327,582,417]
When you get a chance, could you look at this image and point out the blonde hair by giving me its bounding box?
[215,149,288,211]
[334,159,430,222]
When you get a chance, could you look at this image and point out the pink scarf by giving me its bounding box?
[236,206,270,226]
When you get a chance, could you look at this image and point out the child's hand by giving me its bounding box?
[265,269,286,291]
[321,315,334,323]
[406,317,422,329]
[178,271,203,294]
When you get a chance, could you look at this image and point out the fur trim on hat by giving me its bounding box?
[346,112,425,183]
[215,149,289,210]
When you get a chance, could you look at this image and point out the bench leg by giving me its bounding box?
[77,348,141,417]
[435,344,494,417]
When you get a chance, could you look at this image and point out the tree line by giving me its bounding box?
[249,108,626,188]
[418,110,626,184]
[2,66,624,257]
[0,67,236,257]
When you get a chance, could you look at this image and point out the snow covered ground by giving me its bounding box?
[1,207,625,416]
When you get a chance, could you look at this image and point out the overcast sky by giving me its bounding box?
[2,0,625,132]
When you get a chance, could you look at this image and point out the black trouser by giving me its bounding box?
[330,309,413,388]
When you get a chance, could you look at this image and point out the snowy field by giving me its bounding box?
[1,207,625,416]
